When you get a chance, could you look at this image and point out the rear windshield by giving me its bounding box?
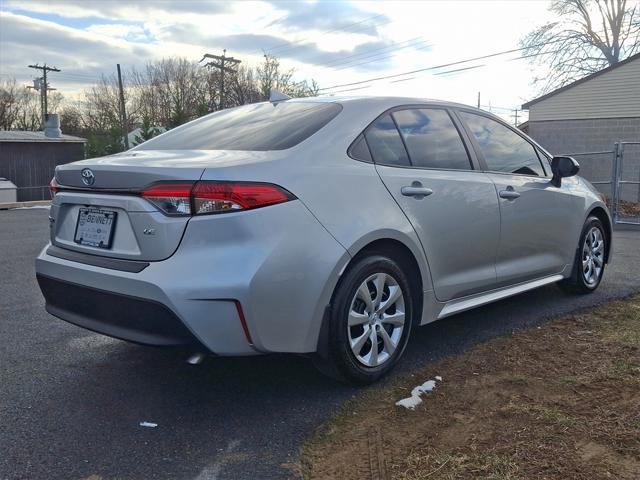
[135,102,342,151]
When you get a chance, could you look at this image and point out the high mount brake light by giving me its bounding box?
[140,181,294,216]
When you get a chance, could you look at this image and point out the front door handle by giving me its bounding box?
[401,185,433,198]
[499,187,521,200]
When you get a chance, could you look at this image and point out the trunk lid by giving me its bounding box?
[51,149,278,262]
[55,150,213,190]
[51,150,212,261]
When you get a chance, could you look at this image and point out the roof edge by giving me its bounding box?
[521,52,640,109]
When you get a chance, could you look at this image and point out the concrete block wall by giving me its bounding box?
[528,117,640,202]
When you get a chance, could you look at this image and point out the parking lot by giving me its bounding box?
[1,208,639,480]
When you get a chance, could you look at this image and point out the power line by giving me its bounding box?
[433,64,486,76]
[319,36,427,69]
[265,14,387,55]
[330,41,433,72]
[317,39,566,92]
[317,24,621,93]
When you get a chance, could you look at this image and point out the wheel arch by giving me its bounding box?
[343,237,426,328]
[586,205,612,263]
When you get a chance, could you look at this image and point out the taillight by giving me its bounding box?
[141,182,193,215]
[192,181,293,214]
[141,181,294,216]
[49,178,58,198]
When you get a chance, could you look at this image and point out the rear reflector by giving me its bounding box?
[49,178,58,198]
[140,181,294,216]
[234,300,253,346]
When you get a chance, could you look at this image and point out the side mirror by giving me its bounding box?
[551,156,579,187]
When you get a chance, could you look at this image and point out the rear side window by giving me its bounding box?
[349,134,372,162]
[364,114,410,166]
[136,102,342,151]
[460,111,545,176]
[392,109,471,170]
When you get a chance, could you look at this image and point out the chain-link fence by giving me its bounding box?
[562,142,640,225]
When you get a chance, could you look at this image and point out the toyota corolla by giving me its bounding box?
[36,96,612,384]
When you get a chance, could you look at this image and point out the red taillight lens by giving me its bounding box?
[192,181,293,215]
[140,181,294,216]
[49,178,58,198]
[141,182,194,215]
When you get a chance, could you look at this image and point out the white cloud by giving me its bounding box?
[0,0,560,120]
[85,24,149,42]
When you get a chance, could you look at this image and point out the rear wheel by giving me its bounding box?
[314,255,414,384]
[558,216,606,294]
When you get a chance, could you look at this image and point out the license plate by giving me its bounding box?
[74,208,117,249]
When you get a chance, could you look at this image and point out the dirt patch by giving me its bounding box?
[299,295,640,480]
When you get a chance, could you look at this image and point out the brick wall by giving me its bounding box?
[528,117,640,202]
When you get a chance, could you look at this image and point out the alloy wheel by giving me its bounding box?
[582,226,605,285]
[347,273,406,367]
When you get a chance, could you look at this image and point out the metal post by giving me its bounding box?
[611,142,620,223]
[117,64,130,150]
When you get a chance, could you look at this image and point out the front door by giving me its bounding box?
[457,110,581,286]
[366,107,501,301]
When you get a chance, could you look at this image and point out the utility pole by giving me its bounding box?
[477,91,480,109]
[199,50,241,110]
[116,64,130,149]
[28,63,60,126]
[512,108,519,127]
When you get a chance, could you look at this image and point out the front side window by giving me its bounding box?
[364,114,410,167]
[460,111,545,176]
[392,108,472,170]
[136,102,342,151]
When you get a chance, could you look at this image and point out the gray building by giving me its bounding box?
[522,53,640,202]
[0,131,86,201]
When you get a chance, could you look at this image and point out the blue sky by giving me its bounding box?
[0,0,565,122]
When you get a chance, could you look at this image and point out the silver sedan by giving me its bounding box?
[36,96,611,384]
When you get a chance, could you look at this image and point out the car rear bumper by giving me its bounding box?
[35,200,350,355]
[37,274,206,348]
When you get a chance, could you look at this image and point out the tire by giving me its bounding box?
[558,216,607,294]
[314,254,414,385]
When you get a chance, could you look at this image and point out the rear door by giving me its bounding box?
[365,106,501,302]
[456,109,580,286]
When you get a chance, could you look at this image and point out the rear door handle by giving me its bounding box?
[499,187,521,200]
[401,186,433,198]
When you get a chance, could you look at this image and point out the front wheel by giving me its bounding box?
[558,216,607,294]
[314,255,414,385]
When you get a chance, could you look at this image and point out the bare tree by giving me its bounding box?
[521,0,640,92]
[257,54,319,100]
[0,79,63,131]
[0,79,21,130]
[14,88,43,131]
[0,53,320,156]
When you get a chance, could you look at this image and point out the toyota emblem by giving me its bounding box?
[81,168,95,186]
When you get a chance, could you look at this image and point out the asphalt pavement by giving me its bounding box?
[0,208,638,480]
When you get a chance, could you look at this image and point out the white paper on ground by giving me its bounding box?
[395,377,442,410]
